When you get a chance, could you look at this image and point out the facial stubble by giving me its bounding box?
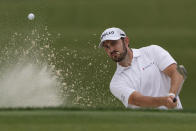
[111,41,127,62]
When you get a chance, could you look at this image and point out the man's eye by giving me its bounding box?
[105,46,109,49]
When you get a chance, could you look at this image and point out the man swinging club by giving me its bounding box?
[99,27,186,109]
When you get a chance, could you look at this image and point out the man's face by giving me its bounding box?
[102,38,127,62]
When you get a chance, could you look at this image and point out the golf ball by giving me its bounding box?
[28,13,35,20]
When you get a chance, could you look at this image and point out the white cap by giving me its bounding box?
[99,27,126,47]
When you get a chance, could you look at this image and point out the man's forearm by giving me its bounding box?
[169,70,184,95]
[133,96,165,108]
[163,64,184,95]
[129,92,167,108]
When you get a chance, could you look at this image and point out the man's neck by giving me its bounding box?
[118,49,133,67]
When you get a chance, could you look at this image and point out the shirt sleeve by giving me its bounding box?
[149,45,177,71]
[110,75,135,108]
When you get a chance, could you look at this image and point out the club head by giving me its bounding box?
[178,65,187,80]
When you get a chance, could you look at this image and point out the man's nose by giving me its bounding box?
[108,46,115,52]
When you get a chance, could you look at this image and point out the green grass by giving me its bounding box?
[0,109,196,131]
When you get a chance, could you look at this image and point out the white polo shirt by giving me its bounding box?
[110,45,182,109]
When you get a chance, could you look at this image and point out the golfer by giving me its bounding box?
[99,27,184,109]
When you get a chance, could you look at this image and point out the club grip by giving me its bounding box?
[173,97,177,102]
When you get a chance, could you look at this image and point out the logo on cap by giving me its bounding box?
[101,31,114,39]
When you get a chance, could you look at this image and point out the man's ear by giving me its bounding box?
[124,37,130,47]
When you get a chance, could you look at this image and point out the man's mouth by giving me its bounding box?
[111,51,120,56]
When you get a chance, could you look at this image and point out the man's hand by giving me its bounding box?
[163,96,177,109]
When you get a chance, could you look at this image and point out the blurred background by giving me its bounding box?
[0,0,195,110]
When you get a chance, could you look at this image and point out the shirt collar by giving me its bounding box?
[132,48,141,58]
[116,48,141,73]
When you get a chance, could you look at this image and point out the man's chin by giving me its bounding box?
[112,57,123,62]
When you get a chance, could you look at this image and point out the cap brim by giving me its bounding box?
[98,36,122,48]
